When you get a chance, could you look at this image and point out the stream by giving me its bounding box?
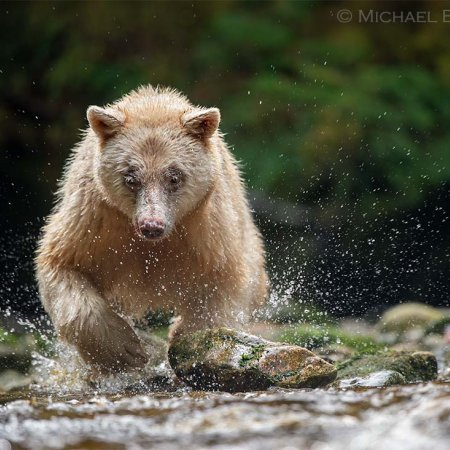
[1,381,449,449]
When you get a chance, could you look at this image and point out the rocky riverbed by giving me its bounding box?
[1,382,449,449]
[0,302,449,449]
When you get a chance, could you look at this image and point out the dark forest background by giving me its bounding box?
[1,0,450,318]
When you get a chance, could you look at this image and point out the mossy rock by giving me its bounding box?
[278,324,382,354]
[379,303,444,335]
[0,328,20,346]
[425,316,450,336]
[336,350,438,386]
[0,332,36,374]
[338,370,407,388]
[317,344,355,364]
[168,327,337,392]
[0,370,32,392]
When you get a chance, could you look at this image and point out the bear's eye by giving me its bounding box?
[166,168,184,192]
[123,172,140,191]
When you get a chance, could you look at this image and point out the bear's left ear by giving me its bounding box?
[181,108,220,139]
[87,106,126,140]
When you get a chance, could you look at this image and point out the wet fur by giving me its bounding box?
[35,85,268,372]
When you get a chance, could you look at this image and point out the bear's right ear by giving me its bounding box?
[87,106,126,140]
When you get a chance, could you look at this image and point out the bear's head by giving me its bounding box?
[87,86,221,241]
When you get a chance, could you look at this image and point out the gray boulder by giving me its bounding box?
[379,303,444,336]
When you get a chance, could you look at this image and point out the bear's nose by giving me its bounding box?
[138,219,166,239]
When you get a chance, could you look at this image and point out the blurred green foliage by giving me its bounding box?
[2,0,450,220]
[279,323,383,353]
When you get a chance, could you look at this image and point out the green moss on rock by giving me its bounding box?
[379,303,444,335]
[336,350,438,384]
[425,317,450,336]
[278,324,382,354]
[239,344,266,367]
[169,327,337,392]
[0,328,19,346]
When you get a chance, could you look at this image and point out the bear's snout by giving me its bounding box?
[137,218,166,240]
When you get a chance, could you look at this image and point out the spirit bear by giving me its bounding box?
[36,85,268,372]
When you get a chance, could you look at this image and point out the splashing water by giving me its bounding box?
[1,382,449,449]
[0,195,449,449]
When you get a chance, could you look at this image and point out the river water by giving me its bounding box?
[1,381,449,450]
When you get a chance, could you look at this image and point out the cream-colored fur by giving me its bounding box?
[35,85,268,372]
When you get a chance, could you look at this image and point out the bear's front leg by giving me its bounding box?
[68,305,149,373]
[37,268,148,372]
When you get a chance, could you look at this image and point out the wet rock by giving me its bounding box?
[336,351,438,387]
[0,334,35,373]
[379,303,444,337]
[135,330,169,368]
[124,332,178,393]
[122,372,180,393]
[339,370,407,388]
[434,344,450,381]
[317,344,355,364]
[0,370,32,392]
[168,327,337,392]
[425,316,450,336]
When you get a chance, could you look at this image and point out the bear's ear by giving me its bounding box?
[181,108,220,139]
[87,106,126,140]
